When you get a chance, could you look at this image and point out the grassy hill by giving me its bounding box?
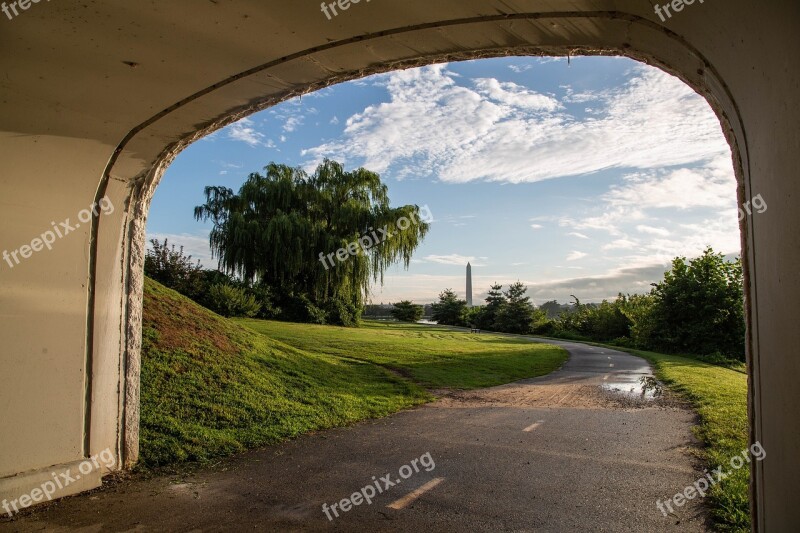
[139,278,567,468]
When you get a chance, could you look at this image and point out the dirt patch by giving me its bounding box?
[434,381,687,410]
[143,285,236,356]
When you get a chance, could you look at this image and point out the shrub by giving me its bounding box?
[390,301,424,323]
[246,283,280,320]
[532,319,556,336]
[208,284,261,318]
[280,294,327,324]
[431,289,468,326]
[324,299,361,327]
[144,239,204,297]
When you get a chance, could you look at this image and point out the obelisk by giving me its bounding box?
[466,262,473,307]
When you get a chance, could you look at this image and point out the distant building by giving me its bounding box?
[466,262,473,307]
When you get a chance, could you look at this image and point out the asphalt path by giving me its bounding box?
[1,338,709,532]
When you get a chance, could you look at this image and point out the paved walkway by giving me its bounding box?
[1,339,709,532]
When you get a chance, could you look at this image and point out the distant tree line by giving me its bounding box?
[429,248,746,363]
[364,303,433,318]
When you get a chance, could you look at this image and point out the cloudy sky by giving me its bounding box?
[147,56,741,305]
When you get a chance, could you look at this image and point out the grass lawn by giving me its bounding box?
[140,278,567,469]
[140,280,426,468]
[236,319,568,389]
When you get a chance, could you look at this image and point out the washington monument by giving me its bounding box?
[466,262,473,307]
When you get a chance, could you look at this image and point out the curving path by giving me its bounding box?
[0,338,709,532]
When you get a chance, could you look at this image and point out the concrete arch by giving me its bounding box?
[1,2,797,530]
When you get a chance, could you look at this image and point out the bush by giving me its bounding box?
[246,283,280,320]
[610,336,633,348]
[431,289,468,326]
[144,239,205,297]
[208,284,262,318]
[280,294,327,324]
[390,301,424,323]
[324,299,361,327]
[532,320,556,336]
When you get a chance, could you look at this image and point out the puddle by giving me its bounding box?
[601,376,662,400]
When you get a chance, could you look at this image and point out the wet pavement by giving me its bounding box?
[523,337,663,401]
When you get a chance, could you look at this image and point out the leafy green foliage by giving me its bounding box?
[474,283,505,329]
[208,284,262,318]
[194,160,430,318]
[494,282,536,334]
[529,248,746,362]
[649,248,745,359]
[391,300,424,322]
[618,293,656,348]
[322,298,362,327]
[144,239,205,298]
[431,289,468,326]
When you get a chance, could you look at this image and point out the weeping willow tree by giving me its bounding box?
[194,159,430,310]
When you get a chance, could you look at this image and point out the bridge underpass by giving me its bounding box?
[1,1,798,530]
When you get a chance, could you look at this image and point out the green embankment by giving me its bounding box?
[140,278,567,468]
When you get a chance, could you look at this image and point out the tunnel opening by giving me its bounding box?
[128,53,753,528]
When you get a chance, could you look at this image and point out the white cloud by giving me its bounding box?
[568,232,589,239]
[508,64,533,73]
[602,239,638,251]
[555,153,740,268]
[330,115,340,125]
[566,251,588,261]
[227,118,268,147]
[473,78,560,112]
[535,57,567,65]
[525,263,671,303]
[147,233,214,268]
[304,63,729,184]
[424,254,483,266]
[531,224,544,230]
[636,225,671,237]
[284,116,304,132]
[605,156,736,211]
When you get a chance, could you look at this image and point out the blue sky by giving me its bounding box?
[147,56,740,305]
